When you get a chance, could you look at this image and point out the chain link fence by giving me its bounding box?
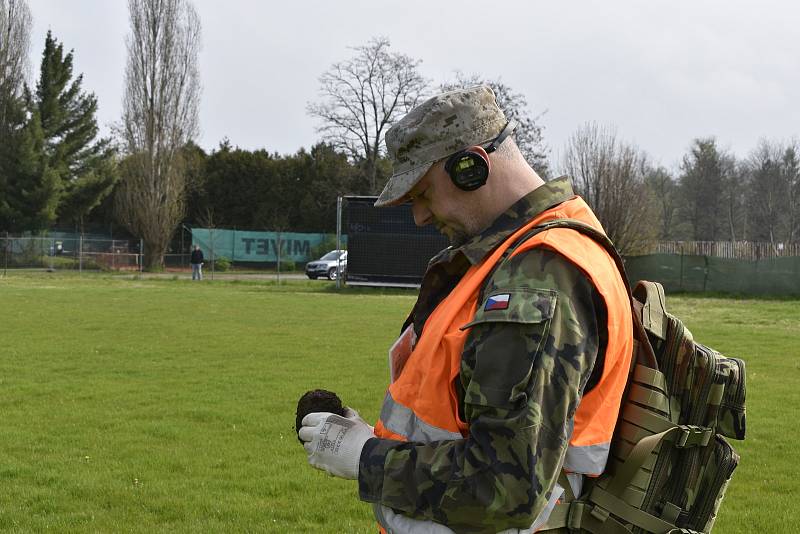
[3,226,799,295]
[1,234,142,273]
[0,225,340,276]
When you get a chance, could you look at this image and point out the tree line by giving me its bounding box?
[566,127,800,254]
[1,0,799,268]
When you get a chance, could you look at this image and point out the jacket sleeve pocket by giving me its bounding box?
[460,288,558,410]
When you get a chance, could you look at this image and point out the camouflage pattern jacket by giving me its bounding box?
[358,177,608,533]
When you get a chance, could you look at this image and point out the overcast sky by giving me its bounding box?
[27,0,800,173]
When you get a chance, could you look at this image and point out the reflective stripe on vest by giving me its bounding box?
[379,390,463,442]
[564,442,611,475]
[373,196,634,532]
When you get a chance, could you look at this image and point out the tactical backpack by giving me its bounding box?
[505,220,747,534]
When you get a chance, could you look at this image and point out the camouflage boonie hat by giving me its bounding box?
[375,85,508,207]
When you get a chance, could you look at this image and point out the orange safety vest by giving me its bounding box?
[373,196,633,532]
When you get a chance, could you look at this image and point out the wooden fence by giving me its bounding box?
[654,241,800,260]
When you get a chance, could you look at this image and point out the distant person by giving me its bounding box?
[190,244,204,280]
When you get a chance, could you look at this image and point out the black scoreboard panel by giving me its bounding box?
[344,196,449,287]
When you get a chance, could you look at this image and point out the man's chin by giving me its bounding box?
[436,225,453,240]
[438,226,468,246]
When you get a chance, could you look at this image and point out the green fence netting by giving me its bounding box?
[625,254,800,296]
[190,229,345,263]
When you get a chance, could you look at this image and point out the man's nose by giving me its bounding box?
[411,200,433,227]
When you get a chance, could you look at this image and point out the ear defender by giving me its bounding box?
[444,120,517,192]
[445,149,490,191]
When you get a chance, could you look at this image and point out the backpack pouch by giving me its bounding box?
[687,435,739,532]
[706,355,746,440]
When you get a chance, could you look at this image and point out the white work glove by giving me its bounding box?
[298,408,374,480]
[342,407,374,432]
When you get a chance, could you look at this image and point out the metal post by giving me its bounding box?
[79,231,83,275]
[276,229,281,286]
[336,196,342,289]
[139,238,144,277]
[3,231,7,277]
[74,223,78,273]
[182,223,192,271]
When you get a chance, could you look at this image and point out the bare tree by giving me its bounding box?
[644,166,677,240]
[745,139,793,249]
[781,142,800,244]
[440,73,549,177]
[721,158,745,242]
[678,138,731,241]
[307,37,429,193]
[561,122,655,254]
[0,0,31,130]
[115,0,201,270]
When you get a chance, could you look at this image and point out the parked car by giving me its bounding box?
[305,250,347,280]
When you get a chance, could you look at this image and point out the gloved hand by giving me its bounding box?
[343,407,374,432]
[299,408,375,480]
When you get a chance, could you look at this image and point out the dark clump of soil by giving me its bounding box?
[295,389,345,442]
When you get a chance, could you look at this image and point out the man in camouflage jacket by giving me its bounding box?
[300,86,612,533]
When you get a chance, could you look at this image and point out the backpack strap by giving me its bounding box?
[633,281,668,340]
[502,218,658,369]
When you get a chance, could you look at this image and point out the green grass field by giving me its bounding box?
[0,273,797,532]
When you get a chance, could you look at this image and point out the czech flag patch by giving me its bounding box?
[485,293,511,311]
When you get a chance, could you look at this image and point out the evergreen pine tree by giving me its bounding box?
[0,95,25,230]
[0,109,60,232]
[27,30,116,228]
[0,71,35,232]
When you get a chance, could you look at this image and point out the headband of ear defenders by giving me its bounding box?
[484,120,517,153]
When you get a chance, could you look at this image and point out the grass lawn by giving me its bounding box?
[0,272,796,532]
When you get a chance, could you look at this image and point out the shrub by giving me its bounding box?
[278,259,296,272]
[214,256,232,272]
[41,255,103,271]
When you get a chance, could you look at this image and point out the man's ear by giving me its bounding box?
[467,145,491,174]
[467,145,490,160]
